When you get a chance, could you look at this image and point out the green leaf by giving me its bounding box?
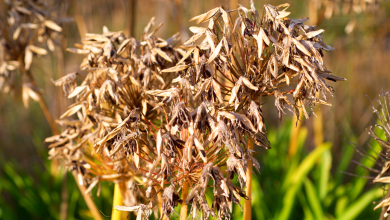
[298,192,315,220]
[335,196,348,217]
[282,127,308,190]
[251,175,271,220]
[319,149,332,201]
[290,143,332,185]
[337,188,382,220]
[304,179,324,220]
[335,143,355,185]
[277,143,331,220]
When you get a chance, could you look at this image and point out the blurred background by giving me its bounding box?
[1,0,390,219]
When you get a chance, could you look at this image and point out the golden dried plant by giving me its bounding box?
[46,18,183,208]
[353,92,390,219]
[47,1,345,219]
[0,0,63,103]
[0,0,65,135]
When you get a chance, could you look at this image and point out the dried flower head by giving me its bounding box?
[0,0,63,105]
[46,18,182,206]
[47,2,344,219]
[353,92,390,219]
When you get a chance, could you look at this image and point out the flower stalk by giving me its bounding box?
[112,183,124,220]
[289,110,303,157]
[72,171,103,220]
[243,137,253,220]
[180,180,189,220]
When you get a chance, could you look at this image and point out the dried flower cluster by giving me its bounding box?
[46,2,345,219]
[354,92,390,219]
[0,0,63,106]
[46,18,183,207]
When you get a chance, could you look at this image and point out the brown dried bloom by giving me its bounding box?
[0,0,63,105]
[47,2,344,220]
[353,92,390,219]
[46,18,182,205]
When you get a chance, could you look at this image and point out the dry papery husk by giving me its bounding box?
[0,0,65,102]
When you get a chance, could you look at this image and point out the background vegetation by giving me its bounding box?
[1,0,390,219]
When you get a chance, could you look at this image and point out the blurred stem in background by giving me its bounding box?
[174,0,182,38]
[128,0,137,37]
[21,66,61,176]
[0,1,4,13]
[289,110,303,157]
[308,0,319,25]
[308,0,324,150]
[36,91,59,135]
[72,171,103,220]
[314,106,324,147]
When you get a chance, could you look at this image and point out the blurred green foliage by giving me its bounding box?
[0,140,114,220]
[233,119,382,220]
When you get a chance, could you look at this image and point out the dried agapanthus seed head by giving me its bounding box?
[46,19,182,206]
[353,92,390,219]
[162,185,182,218]
[52,72,77,95]
[247,100,265,133]
[0,0,64,104]
[47,1,344,219]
